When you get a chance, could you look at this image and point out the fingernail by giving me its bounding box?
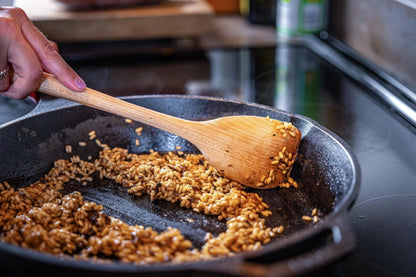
[75,77,86,90]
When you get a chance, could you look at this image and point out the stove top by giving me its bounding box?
[1,37,415,276]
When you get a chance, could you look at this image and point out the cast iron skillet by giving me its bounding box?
[0,95,360,276]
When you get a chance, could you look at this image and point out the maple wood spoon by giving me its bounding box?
[38,73,301,189]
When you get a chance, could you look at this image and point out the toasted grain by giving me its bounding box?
[65,145,72,154]
[0,129,298,264]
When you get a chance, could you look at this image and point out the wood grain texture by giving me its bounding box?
[39,73,301,189]
[15,0,214,42]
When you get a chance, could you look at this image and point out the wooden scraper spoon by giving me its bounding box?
[38,73,301,189]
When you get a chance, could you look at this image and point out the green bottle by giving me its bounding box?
[276,0,327,40]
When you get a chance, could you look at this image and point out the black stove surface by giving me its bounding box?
[1,40,415,276]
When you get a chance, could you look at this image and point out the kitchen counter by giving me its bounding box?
[1,16,415,277]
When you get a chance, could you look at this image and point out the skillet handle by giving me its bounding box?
[200,212,355,277]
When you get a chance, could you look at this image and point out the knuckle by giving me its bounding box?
[28,65,43,83]
[42,41,59,57]
[0,16,15,34]
[0,8,25,36]
[7,7,26,18]
[48,40,59,52]
[0,7,25,21]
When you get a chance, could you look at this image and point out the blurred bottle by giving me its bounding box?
[239,0,249,17]
[276,0,327,41]
[248,0,276,26]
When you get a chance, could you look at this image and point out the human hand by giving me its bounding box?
[0,7,86,99]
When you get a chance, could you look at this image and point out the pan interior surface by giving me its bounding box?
[0,96,358,270]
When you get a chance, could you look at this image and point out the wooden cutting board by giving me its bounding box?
[15,0,214,42]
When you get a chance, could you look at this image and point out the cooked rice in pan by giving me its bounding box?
[0,128,300,264]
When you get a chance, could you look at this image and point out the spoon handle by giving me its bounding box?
[39,73,199,140]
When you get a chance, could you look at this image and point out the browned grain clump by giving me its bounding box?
[0,138,291,264]
[255,120,299,188]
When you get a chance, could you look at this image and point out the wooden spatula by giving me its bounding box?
[38,73,301,189]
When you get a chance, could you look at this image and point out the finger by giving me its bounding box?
[20,18,86,91]
[5,38,43,99]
